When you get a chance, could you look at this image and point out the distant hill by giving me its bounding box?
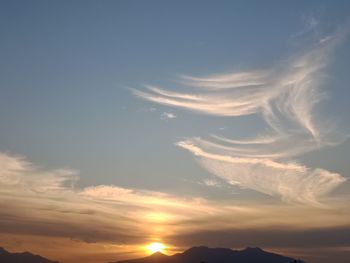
[0,247,58,263]
[112,246,305,263]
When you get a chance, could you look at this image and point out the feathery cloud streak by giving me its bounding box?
[133,30,348,204]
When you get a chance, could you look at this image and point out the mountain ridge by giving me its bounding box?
[0,246,59,263]
[0,245,306,263]
[112,246,305,263]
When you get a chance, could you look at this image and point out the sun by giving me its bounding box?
[146,242,166,254]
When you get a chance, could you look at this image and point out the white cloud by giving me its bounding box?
[202,178,221,187]
[161,112,177,120]
[175,139,346,205]
[0,152,78,193]
[133,28,348,205]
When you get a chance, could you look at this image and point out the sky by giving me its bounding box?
[1,1,350,263]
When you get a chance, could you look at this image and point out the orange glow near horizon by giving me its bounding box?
[145,242,166,254]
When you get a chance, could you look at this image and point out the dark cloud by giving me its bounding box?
[0,211,142,244]
[166,227,350,248]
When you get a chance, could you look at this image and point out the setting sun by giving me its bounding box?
[146,242,166,254]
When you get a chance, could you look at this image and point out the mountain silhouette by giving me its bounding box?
[112,246,305,263]
[0,247,58,263]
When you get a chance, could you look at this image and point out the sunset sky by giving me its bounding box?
[1,1,350,263]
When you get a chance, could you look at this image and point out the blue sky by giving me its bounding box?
[1,0,350,192]
[1,1,350,263]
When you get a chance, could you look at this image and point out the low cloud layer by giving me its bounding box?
[1,151,350,262]
[133,28,348,205]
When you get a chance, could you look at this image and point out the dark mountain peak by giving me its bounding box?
[242,246,264,252]
[183,246,209,253]
[111,251,168,263]
[149,252,167,258]
[0,247,58,263]
[184,246,234,254]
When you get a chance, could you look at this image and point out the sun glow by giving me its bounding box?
[146,242,166,254]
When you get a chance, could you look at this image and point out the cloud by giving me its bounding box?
[167,226,350,249]
[161,112,177,120]
[0,152,215,245]
[0,152,78,193]
[133,28,348,205]
[1,151,350,262]
[202,178,221,187]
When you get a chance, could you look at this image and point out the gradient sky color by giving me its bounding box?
[1,1,350,263]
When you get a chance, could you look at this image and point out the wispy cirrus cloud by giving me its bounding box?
[133,27,348,205]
